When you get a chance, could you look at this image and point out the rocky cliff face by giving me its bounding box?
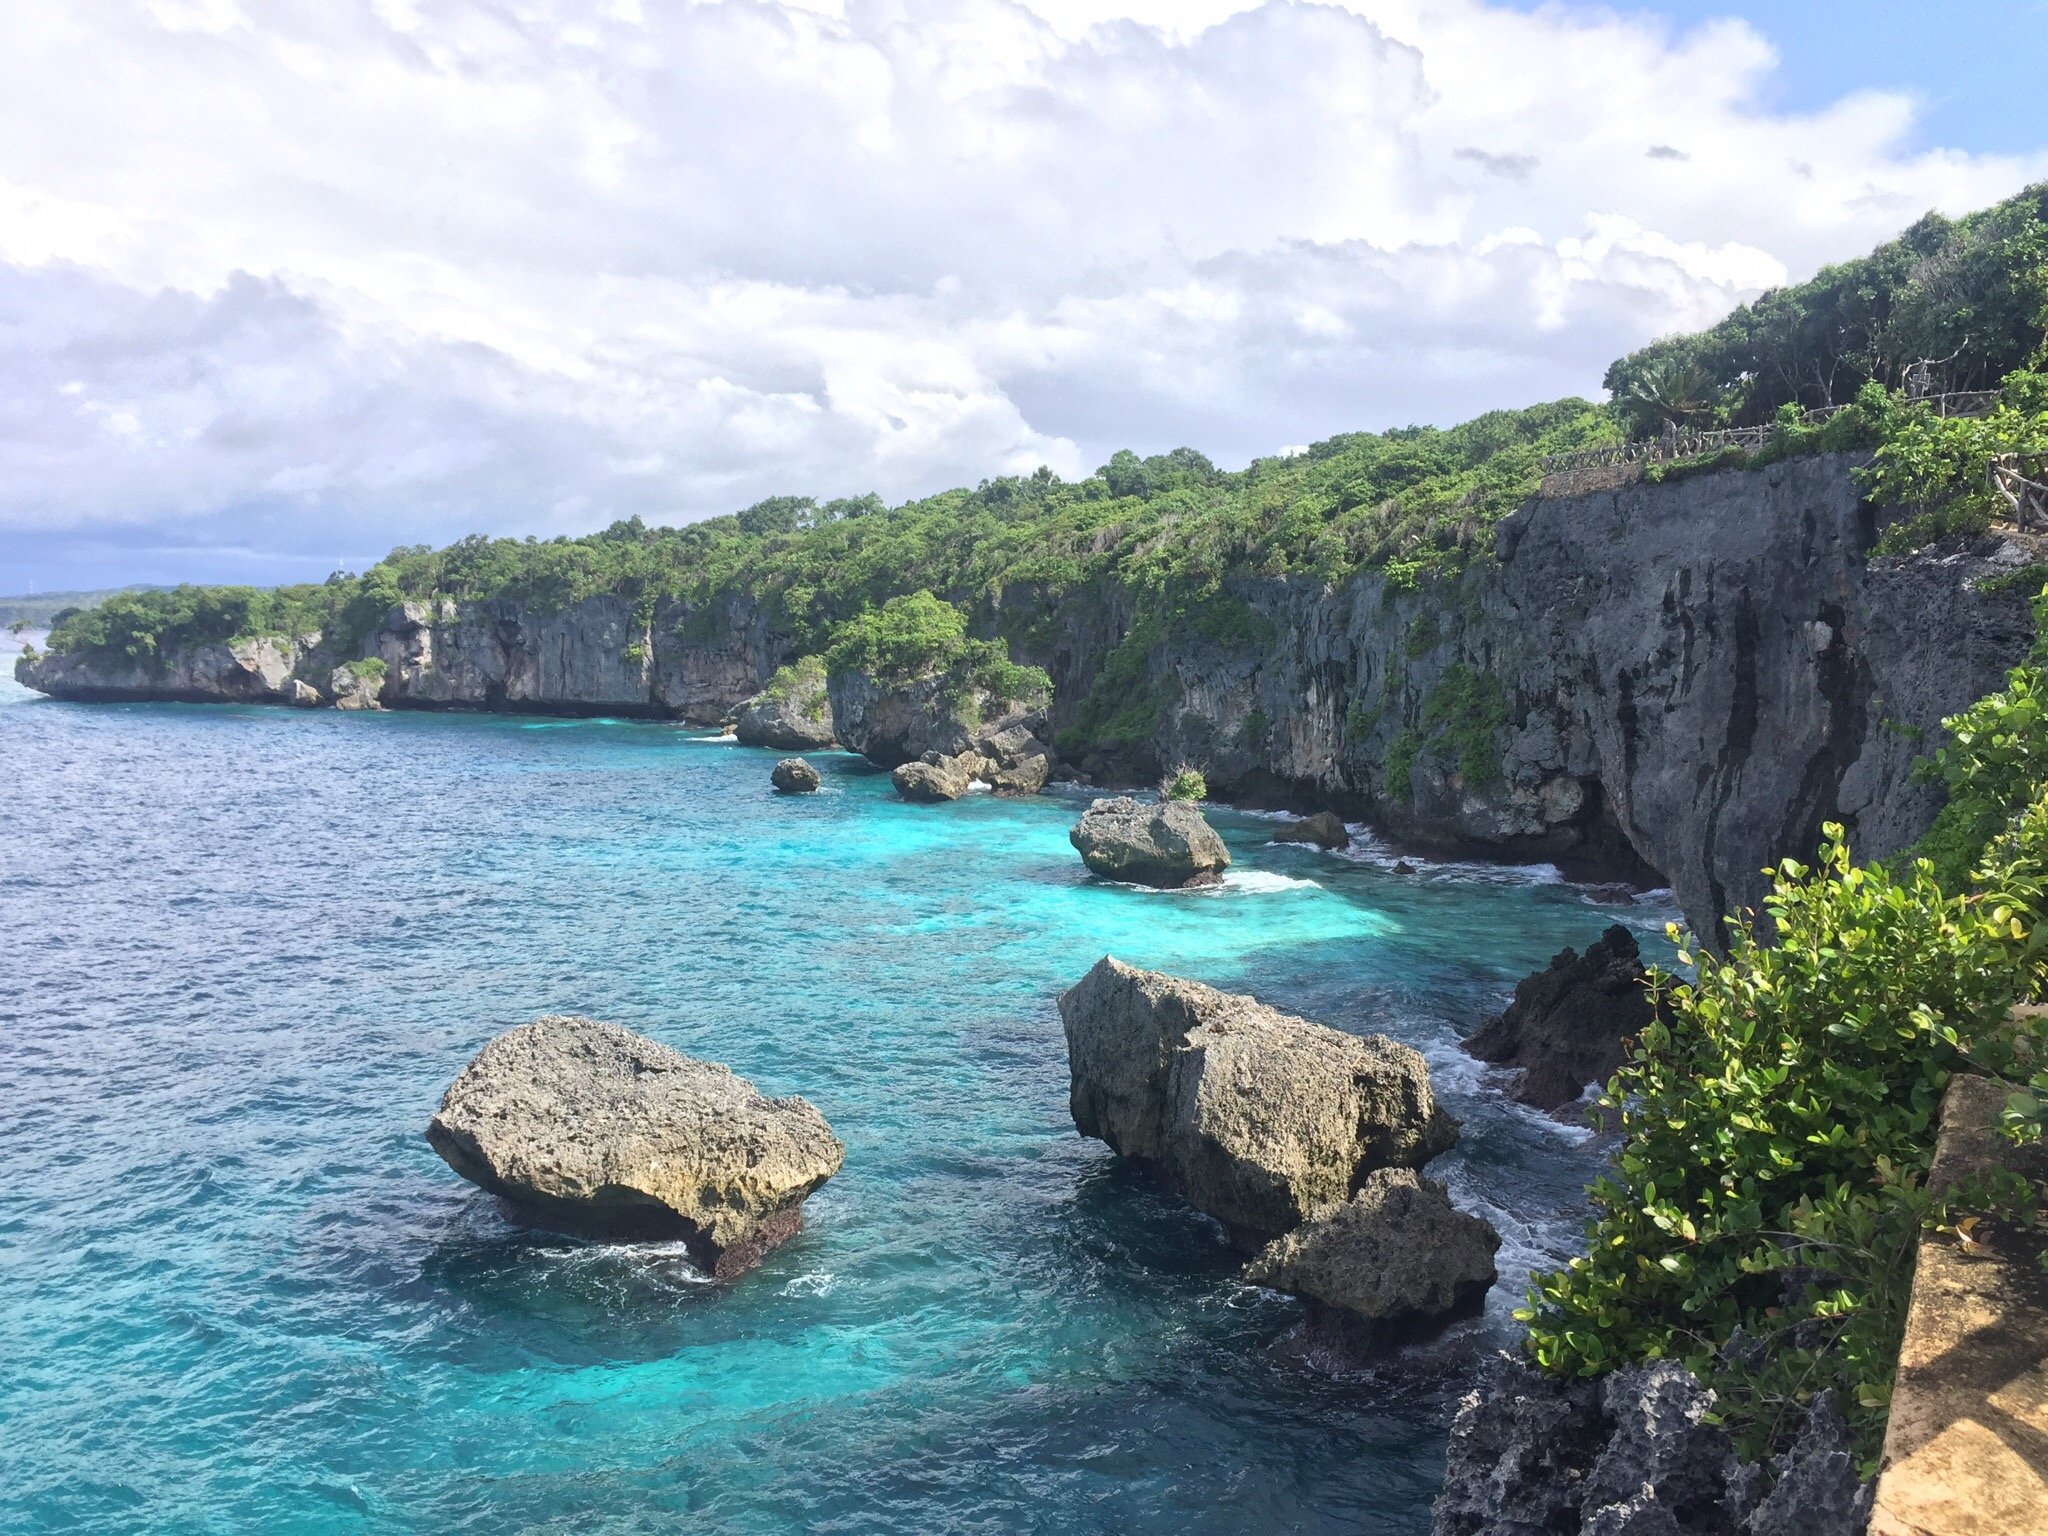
[1031,454,2037,938]
[18,592,788,723]
[17,455,2037,938]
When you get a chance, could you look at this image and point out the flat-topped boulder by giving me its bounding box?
[771,757,821,793]
[1070,797,1231,888]
[427,1015,844,1277]
[735,659,836,750]
[1246,1167,1499,1338]
[1274,811,1351,850]
[892,754,971,802]
[1464,924,1658,1112]
[1059,957,1459,1243]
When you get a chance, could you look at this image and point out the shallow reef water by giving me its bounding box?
[0,653,1675,1534]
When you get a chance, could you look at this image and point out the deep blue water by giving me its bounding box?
[0,645,1675,1535]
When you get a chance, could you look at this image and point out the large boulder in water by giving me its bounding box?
[771,757,821,794]
[1245,1167,1500,1337]
[735,659,836,750]
[892,754,971,802]
[1070,797,1231,888]
[1464,924,1658,1112]
[1058,957,1458,1243]
[427,1015,845,1277]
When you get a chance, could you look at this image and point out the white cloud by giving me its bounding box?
[0,0,2042,582]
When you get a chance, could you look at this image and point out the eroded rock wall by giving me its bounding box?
[1032,454,2036,936]
[17,456,2036,936]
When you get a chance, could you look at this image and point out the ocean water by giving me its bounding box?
[0,648,1676,1535]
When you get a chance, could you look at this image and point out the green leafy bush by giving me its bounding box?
[1865,370,2048,555]
[824,591,967,681]
[760,656,830,721]
[821,591,1048,708]
[1423,664,1507,787]
[1526,614,2048,1464]
[1162,767,1207,802]
[1524,821,2046,1463]
[1607,183,2048,432]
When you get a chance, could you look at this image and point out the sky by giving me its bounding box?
[2,0,2046,593]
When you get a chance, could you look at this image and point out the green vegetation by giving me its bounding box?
[1863,369,2048,554]
[1384,729,1421,803]
[1162,767,1208,802]
[0,585,173,630]
[824,591,1050,705]
[1609,184,2048,433]
[342,657,387,682]
[1525,601,2048,1466]
[759,655,830,722]
[47,582,352,662]
[44,399,1615,681]
[1422,664,1507,788]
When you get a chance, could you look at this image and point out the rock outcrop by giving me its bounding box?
[1432,1356,1873,1536]
[330,661,385,711]
[1465,924,1659,1112]
[1070,797,1232,887]
[1059,957,1458,1243]
[426,1014,844,1278]
[1036,457,2035,942]
[892,754,971,802]
[735,659,836,750]
[1273,811,1351,849]
[14,634,315,705]
[825,666,1037,763]
[1245,1167,1500,1336]
[771,757,821,794]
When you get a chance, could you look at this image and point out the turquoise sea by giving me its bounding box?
[0,644,1675,1534]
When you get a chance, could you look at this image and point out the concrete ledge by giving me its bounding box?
[1872,1072,2048,1535]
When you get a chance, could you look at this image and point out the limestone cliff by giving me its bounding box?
[1032,454,2037,936]
[17,455,2039,937]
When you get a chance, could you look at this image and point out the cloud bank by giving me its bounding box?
[1,0,2043,585]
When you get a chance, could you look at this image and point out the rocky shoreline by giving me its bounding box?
[17,457,2040,941]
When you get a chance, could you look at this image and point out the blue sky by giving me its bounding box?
[1572,0,2048,154]
[1,0,2045,595]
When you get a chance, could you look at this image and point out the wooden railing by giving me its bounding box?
[1992,453,2048,533]
[1539,391,2005,492]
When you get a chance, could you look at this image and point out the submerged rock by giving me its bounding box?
[426,1014,845,1278]
[1245,1167,1499,1337]
[735,659,836,750]
[1059,957,1458,1243]
[892,754,971,802]
[1464,924,1658,1112]
[1070,797,1231,888]
[771,757,821,794]
[1273,811,1351,850]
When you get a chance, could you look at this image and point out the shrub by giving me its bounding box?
[1864,370,2048,555]
[1523,819,2047,1464]
[1162,767,1207,801]
[824,591,967,681]
[1526,617,2048,1464]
